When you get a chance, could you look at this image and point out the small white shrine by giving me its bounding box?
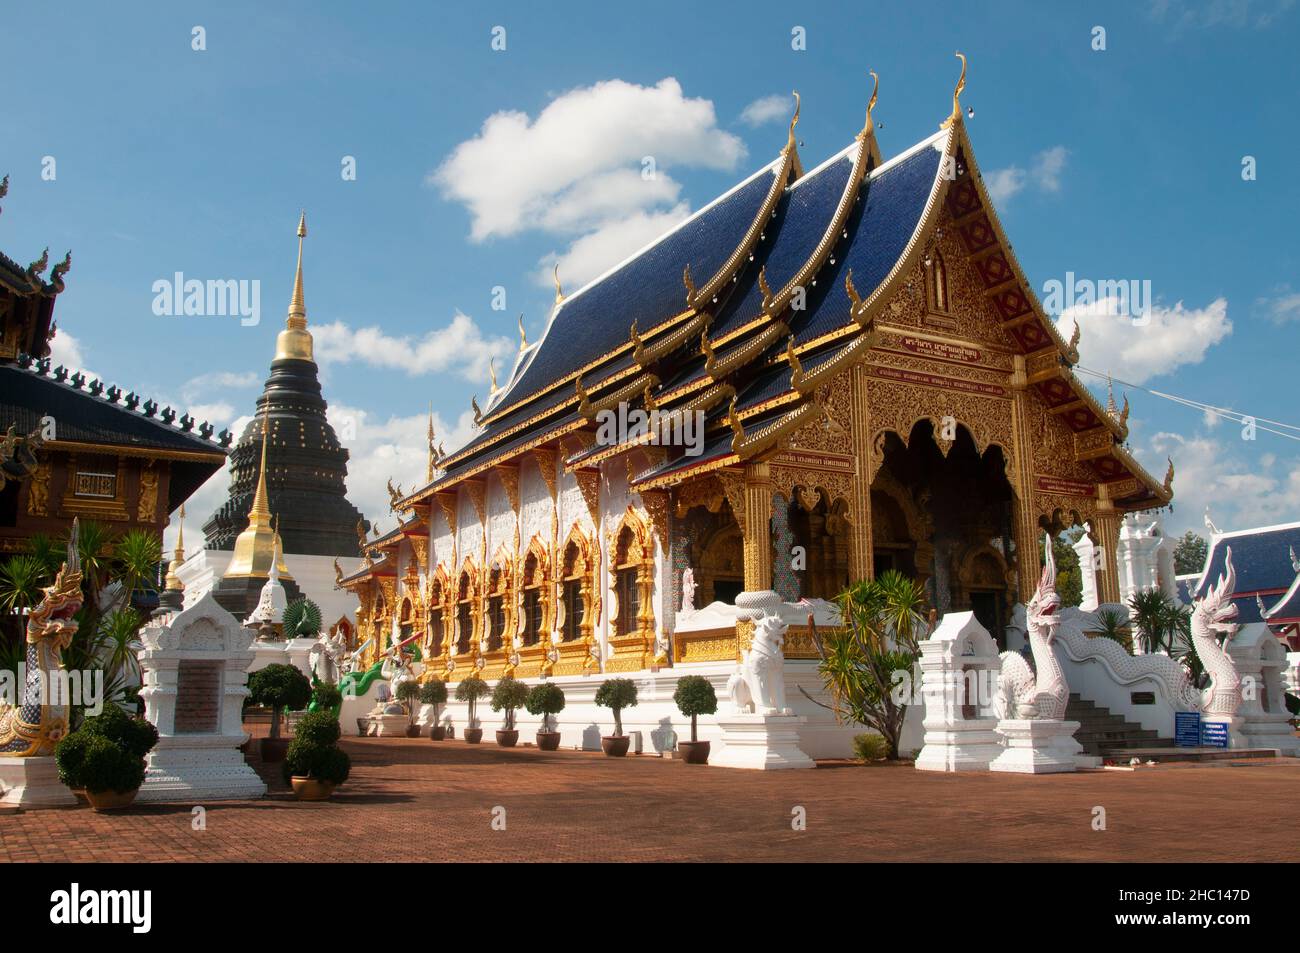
[915,611,1002,772]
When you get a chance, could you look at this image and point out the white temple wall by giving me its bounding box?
[457,487,483,563]
[519,458,552,547]
[431,504,454,569]
[486,470,514,560]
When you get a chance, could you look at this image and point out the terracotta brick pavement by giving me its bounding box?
[3,737,1298,862]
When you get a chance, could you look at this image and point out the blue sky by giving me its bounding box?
[2,0,1298,546]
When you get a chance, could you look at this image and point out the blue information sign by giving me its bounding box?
[1174,711,1201,748]
[1200,720,1229,749]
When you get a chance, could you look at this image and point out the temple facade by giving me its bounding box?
[339,69,1172,749]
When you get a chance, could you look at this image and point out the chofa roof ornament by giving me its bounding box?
[940,51,967,130]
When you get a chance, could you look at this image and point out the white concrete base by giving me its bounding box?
[138,735,266,802]
[1233,713,1299,756]
[990,719,1081,774]
[0,756,77,810]
[247,639,290,675]
[371,713,411,737]
[916,719,1003,772]
[713,713,815,770]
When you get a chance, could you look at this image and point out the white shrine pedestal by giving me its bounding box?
[712,713,815,770]
[0,757,77,810]
[371,713,410,737]
[990,719,1082,774]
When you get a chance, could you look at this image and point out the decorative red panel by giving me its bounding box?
[957,217,995,253]
[973,250,1012,288]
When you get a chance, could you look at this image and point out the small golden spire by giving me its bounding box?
[518,314,528,350]
[553,262,564,304]
[489,357,498,392]
[275,211,314,360]
[426,405,437,482]
[164,504,186,592]
[940,52,967,129]
[249,407,272,524]
[784,92,801,155]
[858,71,879,141]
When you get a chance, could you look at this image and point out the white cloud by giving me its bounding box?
[1255,284,1300,324]
[535,168,683,234]
[180,370,258,404]
[1054,296,1231,384]
[312,312,514,385]
[432,77,745,242]
[46,328,98,381]
[1148,0,1297,31]
[739,94,791,127]
[535,202,692,292]
[985,146,1068,204]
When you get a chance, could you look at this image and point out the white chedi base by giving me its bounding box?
[713,713,815,770]
[916,719,1003,772]
[0,756,77,809]
[138,735,267,802]
[371,713,411,737]
[990,719,1082,774]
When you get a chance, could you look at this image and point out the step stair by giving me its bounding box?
[1064,693,1174,758]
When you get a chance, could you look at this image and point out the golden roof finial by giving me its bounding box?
[682,263,696,306]
[250,407,272,523]
[426,405,437,481]
[275,211,314,360]
[1163,457,1175,496]
[489,357,498,393]
[757,266,773,310]
[518,314,528,350]
[164,503,186,592]
[1105,375,1118,418]
[223,406,283,580]
[553,262,564,304]
[727,397,746,453]
[472,395,484,426]
[940,52,967,129]
[858,71,879,141]
[784,91,801,155]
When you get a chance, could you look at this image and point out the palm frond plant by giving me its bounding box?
[1092,608,1130,650]
[804,569,929,760]
[0,553,46,614]
[26,533,64,579]
[111,529,162,612]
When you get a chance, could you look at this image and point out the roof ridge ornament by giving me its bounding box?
[940,52,967,130]
[1162,457,1175,496]
[553,262,564,304]
[857,71,879,142]
[682,263,696,307]
[784,92,801,155]
[757,266,773,310]
[489,357,498,393]
[471,395,484,426]
[786,336,805,390]
[518,314,528,350]
[1065,319,1081,364]
[575,375,595,420]
[727,396,746,453]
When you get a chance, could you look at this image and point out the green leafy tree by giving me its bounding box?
[1051,529,1083,608]
[594,678,638,737]
[806,569,928,760]
[419,679,448,727]
[490,676,530,730]
[282,710,350,786]
[1173,531,1209,575]
[455,675,489,727]
[248,663,312,739]
[395,678,422,725]
[673,675,717,743]
[55,703,158,794]
[525,683,565,733]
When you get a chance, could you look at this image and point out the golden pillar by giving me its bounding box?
[848,364,874,582]
[742,461,773,592]
[1009,356,1041,604]
[1093,484,1121,604]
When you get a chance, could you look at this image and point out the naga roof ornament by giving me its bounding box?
[518,314,528,350]
[783,91,801,155]
[552,262,564,304]
[857,71,879,141]
[940,51,967,129]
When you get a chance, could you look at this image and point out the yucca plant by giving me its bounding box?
[1092,608,1130,649]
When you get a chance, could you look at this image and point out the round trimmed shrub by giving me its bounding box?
[77,735,147,794]
[283,737,350,786]
[311,682,343,712]
[80,703,159,759]
[248,663,312,738]
[673,675,717,743]
[490,676,530,730]
[294,709,342,747]
[594,678,638,737]
[525,683,565,733]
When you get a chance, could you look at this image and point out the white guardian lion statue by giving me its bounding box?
[995,532,1069,721]
[727,613,791,716]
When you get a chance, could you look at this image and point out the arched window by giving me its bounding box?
[427,573,447,657]
[522,549,544,645]
[561,540,585,642]
[487,566,506,652]
[456,564,477,655]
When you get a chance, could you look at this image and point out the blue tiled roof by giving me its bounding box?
[1192,523,1300,601]
[1265,572,1300,623]
[500,163,780,407]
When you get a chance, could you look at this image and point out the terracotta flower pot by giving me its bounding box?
[463,727,484,744]
[260,737,289,762]
[679,740,711,765]
[429,726,447,741]
[536,731,561,751]
[405,725,421,738]
[602,735,630,757]
[290,777,337,801]
[85,788,138,812]
[496,729,519,748]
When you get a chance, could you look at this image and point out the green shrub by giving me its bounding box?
[311,682,343,712]
[293,710,342,747]
[852,733,891,762]
[673,675,717,743]
[77,735,147,794]
[419,680,448,706]
[594,678,638,737]
[525,683,565,733]
[455,675,489,726]
[490,676,530,730]
[55,704,159,792]
[283,737,351,786]
[79,703,159,759]
[248,663,313,739]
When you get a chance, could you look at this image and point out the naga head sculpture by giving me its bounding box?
[32,519,84,647]
[1194,547,1239,637]
[1026,531,1062,631]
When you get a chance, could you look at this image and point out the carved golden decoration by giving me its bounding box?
[573,468,601,526]
[136,462,159,523]
[940,51,967,129]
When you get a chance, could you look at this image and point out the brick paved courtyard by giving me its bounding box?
[3,737,1298,863]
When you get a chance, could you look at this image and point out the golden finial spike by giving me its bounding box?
[518,314,528,350]
[757,266,773,309]
[858,71,879,141]
[489,357,498,393]
[784,92,801,154]
[426,405,437,481]
[287,212,308,327]
[553,262,564,304]
[941,52,967,129]
[727,397,745,453]
[165,503,186,592]
[250,406,272,523]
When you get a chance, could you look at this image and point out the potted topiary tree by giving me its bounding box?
[490,676,530,747]
[526,682,566,750]
[55,703,159,811]
[455,674,489,743]
[395,679,423,737]
[283,709,350,800]
[248,663,313,762]
[594,678,638,757]
[309,682,343,717]
[673,674,717,764]
[420,679,449,740]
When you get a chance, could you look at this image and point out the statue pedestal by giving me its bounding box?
[916,719,1004,772]
[139,736,267,802]
[1233,712,1300,756]
[990,719,1081,774]
[713,713,815,770]
[371,713,410,737]
[0,756,77,810]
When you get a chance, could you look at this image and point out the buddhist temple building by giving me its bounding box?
[0,176,227,555]
[339,64,1174,748]
[180,214,366,624]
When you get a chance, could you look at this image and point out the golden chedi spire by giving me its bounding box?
[164,504,187,592]
[426,405,437,482]
[274,211,315,362]
[225,408,286,579]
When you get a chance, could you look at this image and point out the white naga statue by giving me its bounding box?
[995,533,1069,720]
[728,613,791,715]
[1190,547,1242,717]
[308,629,347,685]
[680,567,697,614]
